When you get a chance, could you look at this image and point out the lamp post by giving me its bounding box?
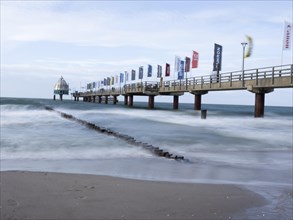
[241,42,247,86]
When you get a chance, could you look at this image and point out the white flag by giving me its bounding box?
[283,21,292,50]
[174,56,181,72]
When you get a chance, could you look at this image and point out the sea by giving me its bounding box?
[1,97,292,219]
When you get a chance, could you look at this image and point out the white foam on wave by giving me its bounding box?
[59,107,293,151]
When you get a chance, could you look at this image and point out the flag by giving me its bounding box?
[111,76,114,85]
[104,78,107,86]
[120,73,124,83]
[244,35,253,58]
[147,64,152,77]
[185,57,191,72]
[174,56,181,72]
[131,70,136,80]
[107,77,110,86]
[125,71,129,81]
[213,44,222,71]
[192,51,199,68]
[178,60,185,80]
[165,63,170,77]
[139,66,143,79]
[283,21,292,50]
[157,65,162,78]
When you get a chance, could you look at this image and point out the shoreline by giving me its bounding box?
[1,171,266,220]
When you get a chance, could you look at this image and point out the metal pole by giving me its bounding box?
[241,42,247,86]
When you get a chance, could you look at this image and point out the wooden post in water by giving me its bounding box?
[113,96,117,105]
[173,95,179,110]
[201,109,207,119]
[98,96,102,103]
[105,96,108,104]
[92,96,96,103]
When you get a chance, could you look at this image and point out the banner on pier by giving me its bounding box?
[185,57,191,72]
[192,51,199,68]
[131,70,136,81]
[120,73,124,83]
[245,35,253,58]
[125,71,129,81]
[111,76,115,85]
[213,44,222,71]
[283,21,292,50]
[178,60,185,80]
[165,63,170,77]
[139,66,144,79]
[174,56,181,73]
[147,64,152,77]
[107,77,111,86]
[157,65,162,78]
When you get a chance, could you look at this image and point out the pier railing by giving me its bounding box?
[75,64,293,97]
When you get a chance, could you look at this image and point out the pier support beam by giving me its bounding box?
[105,96,108,104]
[173,95,179,110]
[92,96,96,103]
[128,95,133,107]
[59,94,63,101]
[248,87,274,118]
[148,95,155,109]
[192,91,208,111]
[113,96,117,105]
[255,93,265,118]
[98,96,102,103]
[124,95,128,105]
[194,94,201,110]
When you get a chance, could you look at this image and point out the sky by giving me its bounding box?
[1,0,292,106]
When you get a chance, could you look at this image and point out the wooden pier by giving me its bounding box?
[72,64,293,117]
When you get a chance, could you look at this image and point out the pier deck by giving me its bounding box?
[72,64,293,117]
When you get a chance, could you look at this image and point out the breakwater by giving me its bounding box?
[44,106,188,162]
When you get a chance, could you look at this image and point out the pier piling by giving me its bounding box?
[148,95,155,109]
[124,95,128,105]
[173,95,179,110]
[128,95,133,107]
[255,93,265,118]
[113,96,117,105]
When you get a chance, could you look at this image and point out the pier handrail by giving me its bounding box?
[74,64,293,97]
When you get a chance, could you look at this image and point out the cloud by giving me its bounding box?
[3,1,286,50]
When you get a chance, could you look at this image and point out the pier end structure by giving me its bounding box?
[54,76,69,101]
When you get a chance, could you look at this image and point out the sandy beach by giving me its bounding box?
[0,171,266,220]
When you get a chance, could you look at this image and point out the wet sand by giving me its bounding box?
[1,171,265,220]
